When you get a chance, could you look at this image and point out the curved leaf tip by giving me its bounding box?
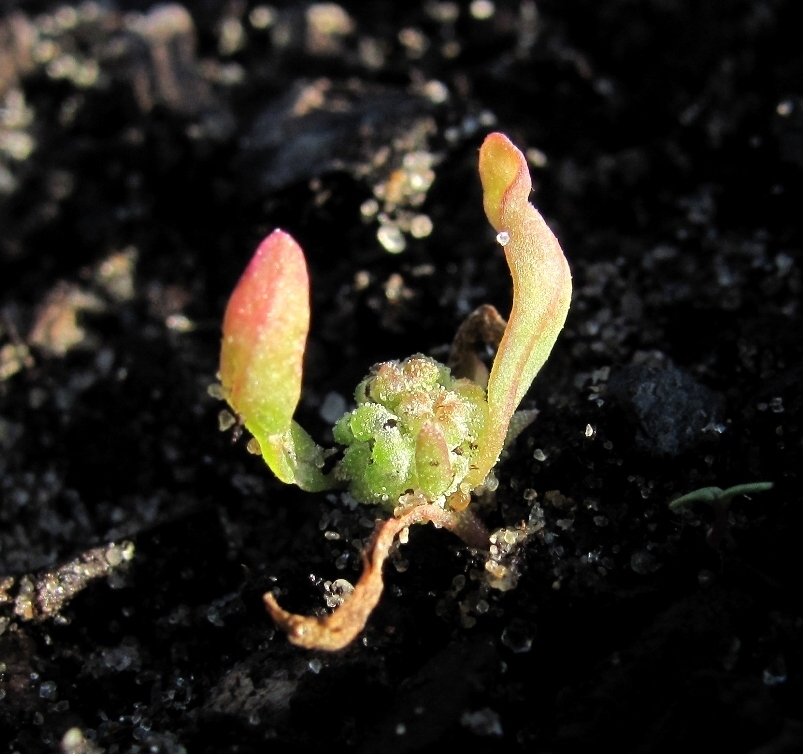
[478,132,532,230]
[468,133,572,487]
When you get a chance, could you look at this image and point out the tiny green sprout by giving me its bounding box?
[217,133,571,650]
[668,482,775,511]
[669,481,774,547]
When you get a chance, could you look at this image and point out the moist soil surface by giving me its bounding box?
[1,1,801,752]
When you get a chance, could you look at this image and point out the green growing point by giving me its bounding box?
[332,355,489,507]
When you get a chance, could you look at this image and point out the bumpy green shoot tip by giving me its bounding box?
[333,355,488,508]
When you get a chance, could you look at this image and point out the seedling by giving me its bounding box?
[669,481,774,548]
[216,133,572,649]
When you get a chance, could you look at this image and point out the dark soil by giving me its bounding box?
[1,1,801,752]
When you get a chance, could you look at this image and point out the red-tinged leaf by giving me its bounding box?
[220,229,309,437]
[467,133,572,488]
[220,230,332,490]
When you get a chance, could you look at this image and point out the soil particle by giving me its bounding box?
[607,362,726,457]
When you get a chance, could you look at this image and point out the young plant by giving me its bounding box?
[668,481,774,548]
[217,132,572,650]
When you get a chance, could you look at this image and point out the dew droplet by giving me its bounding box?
[378,225,406,254]
[496,231,510,246]
[470,0,496,21]
[410,214,433,238]
[776,99,793,117]
[319,391,346,424]
[360,198,379,218]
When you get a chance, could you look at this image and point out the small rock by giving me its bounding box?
[607,364,725,457]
